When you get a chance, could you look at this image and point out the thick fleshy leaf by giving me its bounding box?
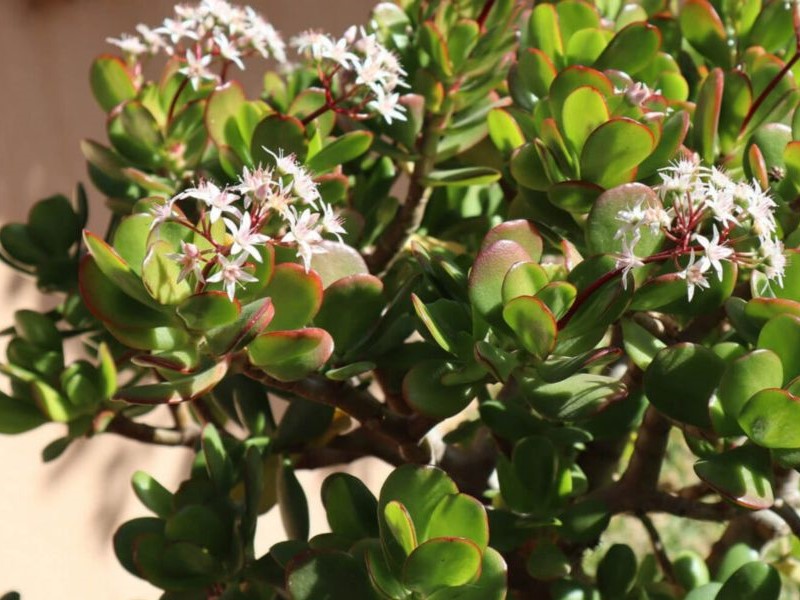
[580,118,655,188]
[206,297,274,356]
[621,318,666,370]
[643,343,724,428]
[309,241,369,288]
[365,540,408,599]
[596,544,637,599]
[739,388,800,448]
[426,493,489,550]
[141,240,193,305]
[716,562,781,600]
[521,374,625,421]
[501,261,549,304]
[403,538,482,595]
[28,195,81,254]
[247,328,334,382]
[202,423,234,491]
[251,114,308,165]
[694,444,773,509]
[321,473,379,540]
[314,274,383,353]
[205,81,246,150]
[469,240,532,324]
[528,3,564,64]
[586,183,664,255]
[114,361,228,405]
[680,0,730,67]
[487,108,525,155]
[0,392,46,433]
[481,220,543,263]
[278,460,309,541]
[693,68,724,164]
[561,87,609,155]
[547,180,604,214]
[757,313,800,383]
[263,263,323,331]
[717,350,783,425]
[287,551,376,600]
[384,500,417,557]
[503,296,557,360]
[90,55,137,112]
[426,547,507,600]
[518,48,557,99]
[549,66,614,129]
[637,110,690,178]
[403,360,474,419]
[83,231,158,307]
[593,22,661,75]
[131,471,173,518]
[177,292,240,331]
[308,131,374,173]
[422,167,501,187]
[510,143,551,191]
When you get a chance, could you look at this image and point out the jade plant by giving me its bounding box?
[9,0,800,598]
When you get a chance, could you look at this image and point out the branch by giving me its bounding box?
[105,414,200,447]
[637,512,678,587]
[294,428,406,469]
[365,112,447,273]
[243,368,431,463]
[770,500,800,539]
[616,406,671,494]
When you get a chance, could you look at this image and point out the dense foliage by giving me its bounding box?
[6,0,800,597]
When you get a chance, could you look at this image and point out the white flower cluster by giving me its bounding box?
[615,157,786,301]
[152,149,345,301]
[107,0,286,88]
[290,26,408,124]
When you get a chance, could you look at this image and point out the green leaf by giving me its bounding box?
[177,292,240,331]
[501,261,549,304]
[287,551,377,600]
[274,397,334,449]
[621,318,666,370]
[206,297,275,356]
[717,349,783,427]
[716,562,781,600]
[521,373,625,421]
[426,547,507,600]
[131,470,174,518]
[315,274,384,353]
[263,263,323,331]
[586,183,664,255]
[164,504,228,556]
[403,360,475,419]
[308,131,374,173]
[426,493,489,550]
[205,81,246,150]
[695,444,773,509]
[28,195,81,254]
[365,540,409,600]
[309,241,369,288]
[403,538,482,595]
[593,22,660,75]
[481,220,544,263]
[512,435,558,512]
[561,86,609,154]
[251,114,308,165]
[384,500,418,557]
[528,3,564,65]
[757,313,800,383]
[321,473,379,540]
[535,282,577,320]
[90,55,136,112]
[469,240,532,324]
[114,361,229,405]
[643,343,724,428]
[549,66,614,127]
[693,68,724,163]
[580,118,655,188]
[202,423,234,491]
[83,231,160,307]
[503,296,557,360]
[0,392,46,433]
[487,108,525,155]
[422,167,502,187]
[141,239,193,305]
[680,0,730,67]
[277,460,309,541]
[596,544,637,598]
[739,388,800,448]
[114,517,164,577]
[247,328,334,381]
[518,48,557,100]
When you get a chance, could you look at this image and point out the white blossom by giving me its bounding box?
[223,211,270,262]
[695,226,734,280]
[214,33,245,70]
[177,181,240,222]
[234,165,274,205]
[368,89,407,125]
[106,34,148,56]
[678,250,711,301]
[760,236,787,287]
[282,208,324,271]
[207,254,258,301]
[615,237,645,290]
[321,204,347,243]
[179,50,219,90]
[149,199,177,230]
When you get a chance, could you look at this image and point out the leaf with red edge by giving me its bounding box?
[205,82,247,157]
[403,361,475,419]
[114,360,229,405]
[90,55,137,112]
[580,119,655,188]
[549,66,614,129]
[694,445,773,509]
[680,0,731,67]
[593,22,661,75]
[177,292,241,331]
[264,263,323,331]
[315,274,384,353]
[503,296,557,360]
[480,220,543,263]
[247,328,334,382]
[206,297,275,356]
[83,230,158,306]
[469,240,532,325]
[694,68,724,164]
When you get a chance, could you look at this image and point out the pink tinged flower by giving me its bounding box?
[149,199,177,230]
[223,212,270,262]
[624,82,653,106]
[157,18,199,44]
[742,182,778,237]
[245,8,286,62]
[695,227,734,280]
[282,208,324,271]
[615,237,645,290]
[135,24,171,55]
[206,254,258,301]
[177,181,240,223]
[368,89,407,125]
[321,204,346,242]
[323,36,360,68]
[291,30,334,59]
[235,165,274,206]
[678,250,711,302]
[214,33,245,70]
[166,241,205,283]
[178,50,219,90]
[107,34,148,56]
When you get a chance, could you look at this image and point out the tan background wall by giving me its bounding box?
[0,1,388,598]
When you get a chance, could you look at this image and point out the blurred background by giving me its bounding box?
[0,1,387,597]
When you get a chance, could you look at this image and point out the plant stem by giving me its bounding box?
[167,77,190,125]
[105,413,200,447]
[637,512,679,586]
[477,0,497,29]
[366,112,448,273]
